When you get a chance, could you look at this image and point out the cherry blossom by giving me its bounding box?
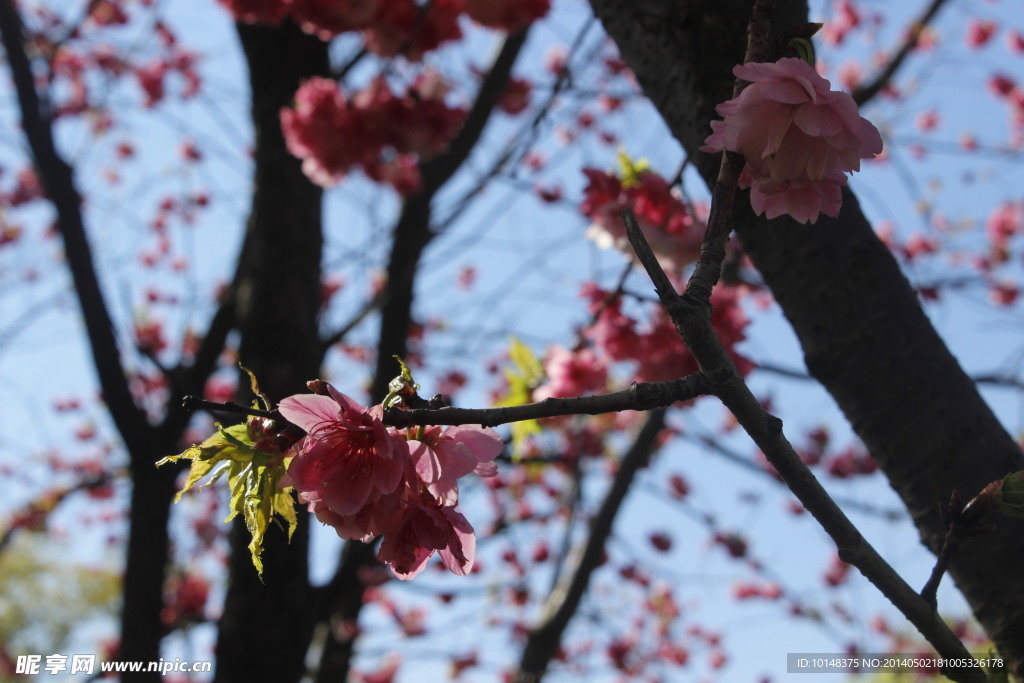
[281,76,465,191]
[407,424,502,504]
[702,57,883,224]
[376,496,476,579]
[465,0,550,32]
[581,165,705,273]
[278,385,404,516]
[533,345,609,401]
[275,380,502,579]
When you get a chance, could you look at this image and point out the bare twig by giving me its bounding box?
[0,0,149,451]
[852,0,951,106]
[515,410,667,683]
[385,374,708,428]
[624,191,988,683]
[181,395,276,420]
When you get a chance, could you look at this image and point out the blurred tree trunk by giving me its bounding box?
[589,0,1024,675]
[212,19,329,683]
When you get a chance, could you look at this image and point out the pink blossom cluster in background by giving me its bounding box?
[218,0,550,57]
[529,283,752,401]
[280,74,466,193]
[582,283,752,384]
[580,167,705,273]
[702,57,883,224]
[277,383,502,579]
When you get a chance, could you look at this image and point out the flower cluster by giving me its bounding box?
[584,284,752,383]
[702,57,883,224]
[527,282,751,403]
[278,383,502,579]
[581,159,705,274]
[465,0,550,32]
[218,0,550,58]
[281,75,466,193]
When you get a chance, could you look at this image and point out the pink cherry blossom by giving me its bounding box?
[278,385,404,516]
[406,424,502,504]
[965,19,997,49]
[465,0,550,32]
[580,168,705,272]
[281,76,465,189]
[376,497,476,579]
[702,57,882,224]
[533,345,609,401]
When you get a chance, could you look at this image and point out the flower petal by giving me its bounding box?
[278,394,340,434]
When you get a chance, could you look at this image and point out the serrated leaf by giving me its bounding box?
[158,418,295,580]
[507,337,544,384]
[494,337,545,461]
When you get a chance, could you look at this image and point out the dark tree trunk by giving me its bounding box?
[589,0,1024,675]
[213,19,329,683]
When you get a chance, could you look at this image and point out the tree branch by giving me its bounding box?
[384,375,709,428]
[625,187,988,683]
[0,0,148,451]
[852,0,951,106]
[515,410,667,683]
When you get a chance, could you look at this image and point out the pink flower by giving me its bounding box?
[702,57,882,224]
[533,345,608,401]
[377,498,476,579]
[407,425,502,504]
[465,0,550,32]
[498,77,532,115]
[966,19,997,49]
[279,385,404,516]
[580,168,705,272]
[744,169,844,224]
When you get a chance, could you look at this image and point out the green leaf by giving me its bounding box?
[616,149,650,189]
[507,337,544,383]
[157,420,296,580]
[494,337,545,460]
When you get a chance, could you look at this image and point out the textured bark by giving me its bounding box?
[213,20,329,683]
[589,0,1024,674]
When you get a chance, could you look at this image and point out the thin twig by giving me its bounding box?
[852,0,951,106]
[181,395,276,420]
[515,410,667,682]
[384,374,709,428]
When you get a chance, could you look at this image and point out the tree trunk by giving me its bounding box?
[213,19,329,683]
[589,0,1024,674]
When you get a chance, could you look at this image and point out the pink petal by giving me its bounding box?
[374,449,405,494]
[439,509,475,576]
[473,461,499,477]
[322,472,374,516]
[409,440,442,483]
[793,103,843,137]
[447,425,503,463]
[435,441,478,479]
[278,394,339,433]
[326,385,369,415]
[411,508,449,550]
[378,532,433,580]
[756,80,811,104]
[427,477,460,506]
